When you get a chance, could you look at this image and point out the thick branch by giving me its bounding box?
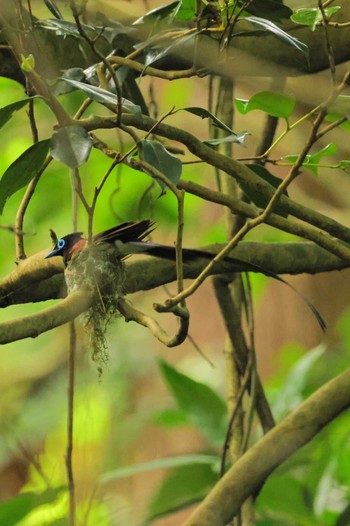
[83,113,350,250]
[0,288,94,344]
[0,242,348,308]
[184,366,350,525]
[1,2,350,81]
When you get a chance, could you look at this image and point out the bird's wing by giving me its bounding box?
[93,220,155,245]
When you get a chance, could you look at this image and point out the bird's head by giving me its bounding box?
[45,232,85,265]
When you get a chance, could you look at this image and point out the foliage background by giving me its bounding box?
[1,1,350,525]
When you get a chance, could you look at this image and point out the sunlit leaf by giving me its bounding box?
[235,91,296,120]
[101,454,218,483]
[291,6,341,31]
[35,18,83,38]
[204,133,249,147]
[245,16,309,59]
[61,78,141,113]
[0,489,63,526]
[139,140,182,189]
[146,463,218,522]
[133,1,180,25]
[143,30,199,69]
[159,359,227,447]
[272,344,326,419]
[20,53,35,73]
[0,139,50,214]
[174,0,196,21]
[314,459,338,516]
[285,143,337,175]
[50,125,93,168]
[0,99,34,130]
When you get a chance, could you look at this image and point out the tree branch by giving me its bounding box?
[0,288,94,344]
[0,241,347,309]
[81,113,350,250]
[183,366,350,525]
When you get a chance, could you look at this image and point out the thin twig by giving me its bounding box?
[318,0,336,84]
[66,321,76,526]
[221,353,254,477]
[15,156,52,261]
[71,2,123,125]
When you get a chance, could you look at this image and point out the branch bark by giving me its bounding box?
[183,366,350,526]
[0,241,347,309]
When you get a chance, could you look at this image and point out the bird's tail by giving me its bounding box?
[128,240,326,333]
[93,220,326,332]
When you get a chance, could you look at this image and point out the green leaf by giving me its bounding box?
[235,91,296,120]
[0,99,33,130]
[339,160,350,174]
[50,125,93,168]
[327,95,350,121]
[43,0,63,19]
[181,106,235,134]
[20,53,35,73]
[174,0,197,21]
[133,1,180,25]
[60,78,141,114]
[139,140,182,189]
[245,16,309,59]
[240,163,288,218]
[272,344,326,419]
[257,472,313,522]
[0,139,50,214]
[101,454,218,483]
[146,462,218,523]
[143,30,199,69]
[35,18,82,38]
[285,143,337,175]
[158,359,227,447]
[0,489,63,526]
[241,0,292,22]
[51,68,85,96]
[204,133,249,147]
[291,7,341,31]
[151,407,189,428]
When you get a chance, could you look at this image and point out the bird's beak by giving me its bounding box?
[45,248,59,259]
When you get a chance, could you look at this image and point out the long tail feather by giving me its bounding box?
[127,241,326,332]
[92,221,326,332]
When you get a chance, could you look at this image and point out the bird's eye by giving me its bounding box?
[57,238,65,249]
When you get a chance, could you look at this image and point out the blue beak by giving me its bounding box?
[45,248,60,259]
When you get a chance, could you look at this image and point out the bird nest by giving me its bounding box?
[65,243,126,373]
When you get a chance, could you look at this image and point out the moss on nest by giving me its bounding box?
[65,244,126,372]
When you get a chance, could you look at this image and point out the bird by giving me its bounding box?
[45,219,326,331]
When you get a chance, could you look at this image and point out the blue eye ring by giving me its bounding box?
[57,238,65,249]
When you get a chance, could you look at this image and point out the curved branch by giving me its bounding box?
[0,288,94,344]
[82,113,350,250]
[117,297,189,347]
[183,366,350,526]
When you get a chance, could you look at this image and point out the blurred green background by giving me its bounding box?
[2,1,350,525]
